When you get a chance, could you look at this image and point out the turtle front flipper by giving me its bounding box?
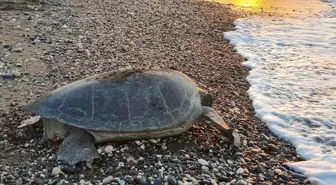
[202,106,241,147]
[57,127,100,165]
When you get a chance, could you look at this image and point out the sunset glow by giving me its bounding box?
[209,0,331,15]
[232,0,260,9]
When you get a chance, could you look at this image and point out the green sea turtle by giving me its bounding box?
[26,68,240,165]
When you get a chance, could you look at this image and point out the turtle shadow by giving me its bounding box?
[0,0,55,11]
[0,0,37,11]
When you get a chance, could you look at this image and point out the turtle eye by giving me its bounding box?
[198,89,214,107]
[201,93,214,107]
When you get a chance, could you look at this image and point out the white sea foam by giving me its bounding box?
[224,7,336,185]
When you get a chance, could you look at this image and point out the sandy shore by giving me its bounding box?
[1,0,308,184]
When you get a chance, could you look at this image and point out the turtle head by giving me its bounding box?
[198,88,214,107]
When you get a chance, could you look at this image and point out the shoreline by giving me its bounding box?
[0,0,307,184]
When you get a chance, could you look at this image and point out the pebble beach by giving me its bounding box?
[0,0,311,184]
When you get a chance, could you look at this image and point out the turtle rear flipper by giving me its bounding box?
[202,106,241,147]
[57,128,100,165]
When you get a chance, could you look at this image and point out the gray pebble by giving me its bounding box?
[124,175,134,183]
[140,176,147,184]
[12,48,24,52]
[51,167,63,176]
[190,177,198,185]
[15,178,23,185]
[274,169,282,174]
[201,166,209,171]
[256,165,266,173]
[153,179,163,185]
[237,180,247,185]
[102,176,113,184]
[210,179,217,185]
[236,168,244,175]
[198,159,209,166]
[268,144,278,152]
[32,178,43,185]
[168,177,177,185]
[11,70,21,77]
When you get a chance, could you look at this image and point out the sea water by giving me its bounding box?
[224,1,336,184]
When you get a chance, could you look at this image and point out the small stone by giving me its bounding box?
[104,145,114,153]
[12,48,24,52]
[210,179,217,185]
[149,139,158,143]
[227,160,233,166]
[171,158,182,163]
[268,144,278,152]
[236,168,245,175]
[304,178,322,185]
[33,38,41,44]
[140,144,145,150]
[124,175,134,183]
[126,156,137,163]
[118,162,124,168]
[120,180,126,185]
[97,148,102,153]
[259,182,272,185]
[261,134,269,140]
[79,179,85,184]
[11,70,21,77]
[201,166,209,171]
[217,176,229,182]
[32,178,43,185]
[153,179,163,185]
[102,176,114,184]
[113,177,121,183]
[86,161,93,169]
[237,180,247,185]
[201,180,210,185]
[185,174,191,179]
[190,177,198,185]
[3,44,11,48]
[29,57,37,62]
[279,173,289,181]
[274,169,282,175]
[265,171,274,177]
[80,174,85,179]
[198,159,209,166]
[256,165,267,173]
[167,177,177,185]
[77,43,83,49]
[177,181,184,185]
[140,176,147,184]
[15,178,23,185]
[51,167,63,176]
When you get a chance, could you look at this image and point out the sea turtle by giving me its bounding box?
[25,68,240,165]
